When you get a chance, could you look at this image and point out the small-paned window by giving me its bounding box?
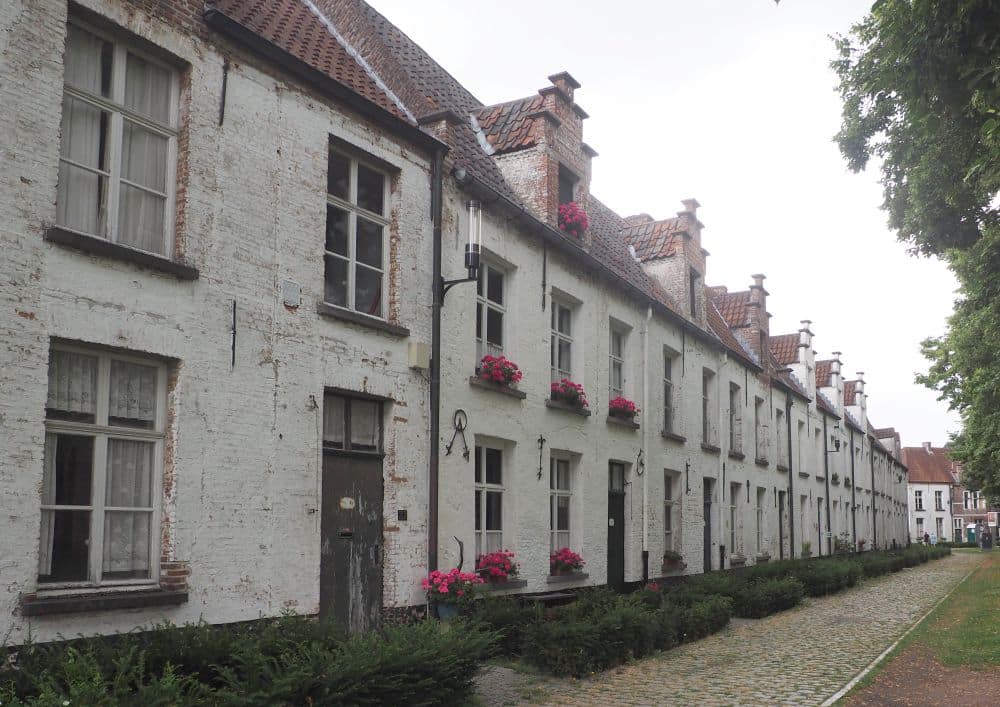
[474,446,504,555]
[609,327,625,400]
[476,263,505,360]
[551,300,574,381]
[550,457,571,551]
[323,393,382,453]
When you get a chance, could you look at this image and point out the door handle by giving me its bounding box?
[338,529,354,539]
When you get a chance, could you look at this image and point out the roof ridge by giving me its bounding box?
[301,0,417,124]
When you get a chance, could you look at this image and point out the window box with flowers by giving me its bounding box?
[549,547,585,577]
[558,201,589,239]
[608,396,640,430]
[547,379,591,416]
[661,550,686,573]
[423,568,484,620]
[475,550,520,585]
[470,355,526,399]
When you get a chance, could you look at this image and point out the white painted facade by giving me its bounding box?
[907,482,953,543]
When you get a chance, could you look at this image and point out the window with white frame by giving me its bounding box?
[729,482,740,554]
[702,368,716,445]
[728,383,742,453]
[663,349,677,434]
[914,490,924,511]
[814,428,823,476]
[775,407,787,467]
[935,490,943,511]
[756,487,766,553]
[58,20,179,256]
[664,471,680,551]
[796,420,805,472]
[474,446,504,556]
[935,517,943,539]
[40,344,166,585]
[609,325,625,400]
[325,147,389,317]
[476,263,505,360]
[550,456,572,551]
[551,300,573,381]
[916,517,924,537]
[754,397,768,461]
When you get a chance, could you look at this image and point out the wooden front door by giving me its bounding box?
[321,453,383,633]
[607,463,626,589]
[703,478,713,573]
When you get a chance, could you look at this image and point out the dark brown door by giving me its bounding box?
[320,453,383,633]
[703,478,713,572]
[607,463,626,589]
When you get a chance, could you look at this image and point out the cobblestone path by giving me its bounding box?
[480,552,983,707]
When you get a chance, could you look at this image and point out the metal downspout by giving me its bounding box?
[786,393,795,559]
[849,427,857,548]
[428,149,446,574]
[870,435,877,549]
[641,306,652,581]
[822,415,832,555]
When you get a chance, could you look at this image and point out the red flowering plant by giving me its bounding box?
[422,568,484,605]
[558,201,589,238]
[478,355,523,388]
[550,378,589,409]
[549,547,585,575]
[475,550,519,582]
[608,396,640,420]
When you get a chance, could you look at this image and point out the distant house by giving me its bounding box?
[902,444,958,542]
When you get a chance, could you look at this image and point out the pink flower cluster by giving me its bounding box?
[550,547,585,572]
[609,396,640,417]
[422,568,484,601]
[479,355,523,387]
[550,378,589,409]
[475,549,519,579]
[644,581,661,592]
[558,201,590,238]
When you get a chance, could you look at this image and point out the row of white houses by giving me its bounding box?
[0,0,909,642]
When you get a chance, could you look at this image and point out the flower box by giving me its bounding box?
[557,201,589,238]
[422,568,483,618]
[550,547,585,575]
[755,552,771,563]
[476,550,519,583]
[477,355,523,388]
[730,553,747,567]
[608,396,639,420]
[550,379,589,410]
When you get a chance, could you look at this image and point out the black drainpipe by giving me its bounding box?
[822,415,832,555]
[427,149,446,573]
[849,427,857,549]
[870,435,877,549]
[786,392,795,559]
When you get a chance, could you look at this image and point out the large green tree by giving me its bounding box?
[833,0,1000,499]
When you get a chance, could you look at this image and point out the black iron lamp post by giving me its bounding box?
[442,200,482,298]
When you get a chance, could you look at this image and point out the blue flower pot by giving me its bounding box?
[436,602,459,621]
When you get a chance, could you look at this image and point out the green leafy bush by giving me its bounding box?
[468,596,541,656]
[732,577,805,618]
[672,595,732,641]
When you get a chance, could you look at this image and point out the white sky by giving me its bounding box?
[367,0,961,446]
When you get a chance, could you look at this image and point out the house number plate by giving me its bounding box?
[608,518,615,527]
[340,497,356,510]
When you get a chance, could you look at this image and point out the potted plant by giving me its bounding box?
[608,396,639,421]
[550,379,589,410]
[662,549,685,572]
[755,550,771,563]
[422,568,483,620]
[857,537,867,551]
[801,541,812,558]
[549,547,585,576]
[832,472,840,485]
[475,549,519,584]
[478,355,523,388]
[557,201,589,238]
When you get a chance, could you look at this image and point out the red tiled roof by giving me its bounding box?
[706,295,754,364]
[816,360,834,388]
[901,446,959,484]
[769,333,800,365]
[476,96,546,154]
[622,217,684,261]
[210,0,411,122]
[715,290,752,328]
[844,380,858,406]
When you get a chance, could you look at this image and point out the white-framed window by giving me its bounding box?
[40,344,167,587]
[754,397,768,461]
[551,300,573,381]
[609,326,625,400]
[476,263,505,360]
[914,490,924,511]
[729,482,740,554]
[756,487,766,553]
[702,368,716,445]
[728,383,742,453]
[474,445,504,556]
[663,349,677,434]
[935,490,943,511]
[935,517,944,539]
[775,407,787,467]
[550,456,572,551]
[58,19,179,256]
[916,517,924,536]
[814,428,823,476]
[664,470,680,551]
[324,147,389,317]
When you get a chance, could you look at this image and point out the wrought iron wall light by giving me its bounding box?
[441,200,482,298]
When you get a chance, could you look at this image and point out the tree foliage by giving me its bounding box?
[833,0,1000,499]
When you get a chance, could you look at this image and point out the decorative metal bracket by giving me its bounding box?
[445,409,469,460]
[537,434,546,479]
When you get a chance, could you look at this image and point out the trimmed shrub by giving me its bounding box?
[732,577,805,618]
[469,596,541,656]
[791,559,854,596]
[675,595,733,641]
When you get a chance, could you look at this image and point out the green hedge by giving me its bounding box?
[732,577,805,618]
[0,617,497,706]
[468,596,542,656]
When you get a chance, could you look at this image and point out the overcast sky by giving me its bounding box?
[367,0,961,446]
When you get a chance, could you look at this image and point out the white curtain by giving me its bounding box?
[323,395,345,446]
[109,360,157,425]
[119,121,167,254]
[103,439,153,576]
[350,400,379,449]
[124,52,171,124]
[37,435,58,576]
[47,350,98,417]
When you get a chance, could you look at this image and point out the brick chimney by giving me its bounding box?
[747,273,770,362]
[795,320,816,399]
[923,441,932,452]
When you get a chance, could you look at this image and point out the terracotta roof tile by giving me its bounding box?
[622,217,684,261]
[211,0,410,121]
[769,333,800,365]
[844,380,858,406]
[715,290,753,328]
[816,360,833,388]
[475,96,546,153]
[901,446,959,484]
[706,296,754,363]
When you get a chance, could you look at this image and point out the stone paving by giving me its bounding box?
[475,552,983,706]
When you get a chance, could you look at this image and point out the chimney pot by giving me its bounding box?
[923,441,932,452]
[681,198,700,216]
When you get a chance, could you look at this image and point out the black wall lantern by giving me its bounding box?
[441,200,482,298]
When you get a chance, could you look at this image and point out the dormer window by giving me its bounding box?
[558,164,577,206]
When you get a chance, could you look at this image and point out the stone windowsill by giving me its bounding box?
[701,442,721,455]
[606,415,640,430]
[21,588,188,617]
[816,475,826,482]
[468,376,527,399]
[480,579,529,592]
[45,226,199,280]
[728,450,746,461]
[777,464,790,473]
[661,430,686,444]
[545,399,591,417]
[545,572,589,584]
[755,457,769,468]
[317,302,409,337]
[798,471,810,479]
